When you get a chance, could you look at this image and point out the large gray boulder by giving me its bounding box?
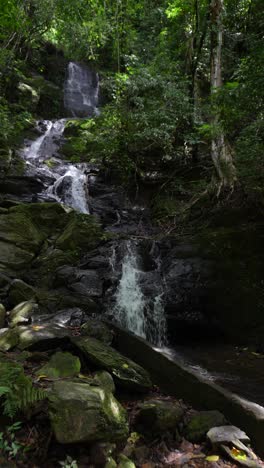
[71,336,152,392]
[48,381,129,444]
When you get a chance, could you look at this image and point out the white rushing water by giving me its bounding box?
[64,62,99,117]
[111,242,167,346]
[113,242,147,338]
[49,165,90,214]
[20,61,101,212]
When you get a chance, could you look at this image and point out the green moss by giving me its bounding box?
[184,411,226,443]
[56,213,103,252]
[37,352,81,378]
[48,381,129,444]
[0,328,19,351]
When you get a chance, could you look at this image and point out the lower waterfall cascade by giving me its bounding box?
[110,241,167,347]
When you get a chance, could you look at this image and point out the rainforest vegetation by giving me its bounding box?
[0,1,264,466]
[1,0,264,219]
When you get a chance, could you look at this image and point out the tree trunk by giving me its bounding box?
[210,0,236,194]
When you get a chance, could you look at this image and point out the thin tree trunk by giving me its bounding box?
[210,0,236,194]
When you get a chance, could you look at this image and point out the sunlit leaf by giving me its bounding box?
[206,455,219,462]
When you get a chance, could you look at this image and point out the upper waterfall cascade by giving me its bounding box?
[64,62,99,117]
[20,62,100,212]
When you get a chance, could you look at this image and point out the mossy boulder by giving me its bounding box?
[0,241,34,273]
[9,202,69,237]
[0,328,19,351]
[8,280,36,307]
[36,288,99,315]
[37,352,81,379]
[9,301,37,327]
[0,149,12,173]
[93,371,116,394]
[117,455,136,468]
[0,304,6,328]
[23,74,63,117]
[48,381,129,444]
[0,208,44,272]
[71,336,152,392]
[56,213,103,252]
[135,399,185,435]
[81,320,114,345]
[184,410,227,443]
[18,323,70,350]
[18,82,40,111]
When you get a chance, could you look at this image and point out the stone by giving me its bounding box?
[18,323,70,350]
[0,241,35,272]
[0,328,19,351]
[81,319,114,344]
[18,82,39,111]
[9,301,37,327]
[93,371,116,394]
[135,399,185,435]
[133,446,150,464]
[8,280,36,307]
[36,352,81,379]
[105,458,117,468]
[71,336,152,392]
[207,426,250,447]
[48,381,129,444]
[184,410,227,443]
[0,303,6,328]
[0,176,42,196]
[89,442,116,465]
[56,266,103,297]
[56,213,103,252]
[0,210,44,253]
[117,455,136,468]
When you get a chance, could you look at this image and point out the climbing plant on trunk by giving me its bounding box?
[210,0,237,194]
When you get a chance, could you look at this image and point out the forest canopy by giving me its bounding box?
[0,0,263,209]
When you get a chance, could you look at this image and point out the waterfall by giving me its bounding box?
[111,242,167,346]
[113,242,147,339]
[21,119,66,161]
[49,165,90,214]
[64,62,99,117]
[20,61,100,212]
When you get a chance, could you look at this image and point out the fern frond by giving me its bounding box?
[0,360,47,418]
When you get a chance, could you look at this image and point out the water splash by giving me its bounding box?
[49,165,89,214]
[111,241,167,346]
[113,242,147,338]
[21,120,66,162]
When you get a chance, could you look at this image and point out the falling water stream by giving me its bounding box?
[20,62,99,213]
[111,241,167,346]
[20,61,167,347]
